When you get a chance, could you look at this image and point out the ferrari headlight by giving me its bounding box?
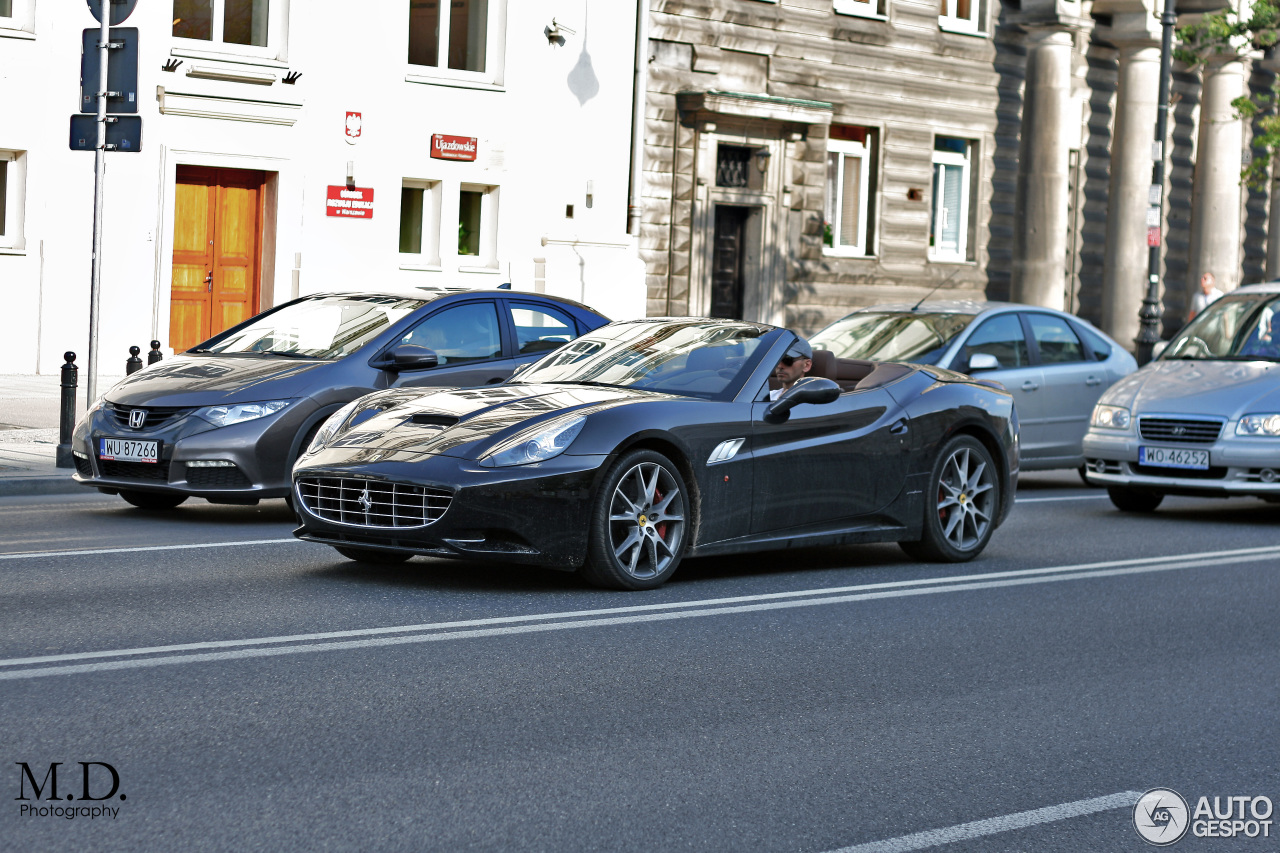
[480,415,586,468]
[306,400,361,454]
[1236,413,1280,436]
[196,400,291,428]
[1091,404,1131,430]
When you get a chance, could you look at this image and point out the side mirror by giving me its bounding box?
[1153,340,1168,359]
[967,352,1001,372]
[510,361,535,380]
[375,344,439,372]
[764,377,840,424]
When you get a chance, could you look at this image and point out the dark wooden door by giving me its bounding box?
[711,205,748,320]
[171,166,265,352]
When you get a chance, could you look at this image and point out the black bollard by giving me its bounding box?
[126,345,143,375]
[148,340,163,365]
[56,352,78,469]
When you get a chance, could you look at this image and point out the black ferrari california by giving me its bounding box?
[292,318,1018,589]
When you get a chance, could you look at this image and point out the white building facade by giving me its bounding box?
[0,0,646,376]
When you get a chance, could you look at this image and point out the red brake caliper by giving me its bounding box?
[654,487,667,540]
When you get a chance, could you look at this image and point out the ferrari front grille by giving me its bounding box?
[296,476,452,528]
[1138,417,1222,444]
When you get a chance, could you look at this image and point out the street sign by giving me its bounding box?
[80,28,138,114]
[325,186,375,218]
[86,0,138,25]
[70,115,142,152]
[431,134,478,161]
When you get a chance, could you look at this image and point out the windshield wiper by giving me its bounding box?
[260,350,321,359]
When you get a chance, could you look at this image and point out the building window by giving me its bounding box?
[939,0,985,34]
[457,184,498,267]
[399,180,442,266]
[0,0,36,37]
[407,0,505,85]
[835,0,886,18]
[171,0,287,57]
[930,136,973,261]
[0,1,12,17]
[0,150,25,251]
[825,126,877,257]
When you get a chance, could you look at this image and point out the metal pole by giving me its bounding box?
[1136,0,1177,365]
[86,7,110,408]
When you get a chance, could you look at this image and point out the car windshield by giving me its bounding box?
[811,311,975,363]
[1162,293,1280,361]
[513,320,769,399]
[198,295,427,359]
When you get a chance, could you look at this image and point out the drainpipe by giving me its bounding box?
[626,0,650,236]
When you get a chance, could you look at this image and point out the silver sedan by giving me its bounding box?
[1083,282,1280,511]
[811,301,1137,472]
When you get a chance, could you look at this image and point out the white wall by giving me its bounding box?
[0,0,644,377]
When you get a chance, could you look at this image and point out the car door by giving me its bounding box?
[951,313,1048,457]
[1025,312,1104,460]
[505,300,581,368]
[749,386,910,533]
[390,300,514,388]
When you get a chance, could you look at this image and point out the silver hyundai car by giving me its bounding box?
[1084,282,1280,511]
[811,301,1136,472]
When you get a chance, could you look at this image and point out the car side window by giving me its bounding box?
[1028,313,1085,364]
[400,302,503,364]
[509,303,577,355]
[1074,323,1112,361]
[957,314,1028,369]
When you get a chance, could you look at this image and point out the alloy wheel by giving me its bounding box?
[935,444,995,552]
[607,461,686,580]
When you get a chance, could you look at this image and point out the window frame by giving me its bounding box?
[951,313,1030,371]
[456,183,499,271]
[0,150,26,252]
[835,0,887,20]
[1025,312,1087,366]
[398,179,443,270]
[929,138,973,262]
[0,0,35,38]
[398,299,505,366]
[406,0,507,89]
[938,0,986,35]
[170,0,291,63]
[824,132,875,258]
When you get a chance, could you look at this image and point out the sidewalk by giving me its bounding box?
[0,374,123,497]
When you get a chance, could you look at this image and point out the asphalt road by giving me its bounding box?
[1,472,1276,852]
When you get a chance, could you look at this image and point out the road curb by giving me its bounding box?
[0,475,88,497]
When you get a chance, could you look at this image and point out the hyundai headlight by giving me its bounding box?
[480,416,586,468]
[1091,404,1131,430]
[306,400,361,455]
[1236,413,1280,436]
[196,400,291,429]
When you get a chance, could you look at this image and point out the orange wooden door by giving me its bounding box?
[171,166,265,352]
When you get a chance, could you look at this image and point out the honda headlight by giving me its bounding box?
[306,400,361,454]
[480,416,586,468]
[1236,413,1280,436]
[1091,404,1131,430]
[196,400,291,428]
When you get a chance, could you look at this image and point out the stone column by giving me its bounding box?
[1189,54,1250,295]
[1012,27,1076,310]
[1100,39,1161,344]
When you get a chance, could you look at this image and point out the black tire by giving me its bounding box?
[333,546,412,565]
[1107,486,1164,513]
[899,435,1000,563]
[580,449,690,590]
[1077,464,1090,486]
[119,490,188,511]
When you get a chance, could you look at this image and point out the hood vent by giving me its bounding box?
[409,413,459,428]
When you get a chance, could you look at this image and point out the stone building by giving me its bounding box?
[635,0,1278,343]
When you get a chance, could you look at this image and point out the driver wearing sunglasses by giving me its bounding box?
[769,337,813,401]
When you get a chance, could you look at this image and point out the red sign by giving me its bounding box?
[326,185,374,219]
[1147,226,1161,247]
[431,134,478,161]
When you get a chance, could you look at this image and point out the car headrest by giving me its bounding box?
[686,345,729,373]
[809,349,837,380]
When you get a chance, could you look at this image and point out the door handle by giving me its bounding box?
[1021,381,1040,392]
[204,270,213,292]
[1085,376,1102,386]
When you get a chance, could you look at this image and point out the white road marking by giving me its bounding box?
[827,791,1142,852]
[0,546,1275,680]
[1016,494,1109,503]
[0,538,299,559]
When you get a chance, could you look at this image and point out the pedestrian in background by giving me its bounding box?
[1189,272,1224,321]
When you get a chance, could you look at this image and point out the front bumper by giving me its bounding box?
[1082,430,1280,497]
[71,402,314,501]
[292,452,609,569]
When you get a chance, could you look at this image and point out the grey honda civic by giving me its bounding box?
[71,288,608,509]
